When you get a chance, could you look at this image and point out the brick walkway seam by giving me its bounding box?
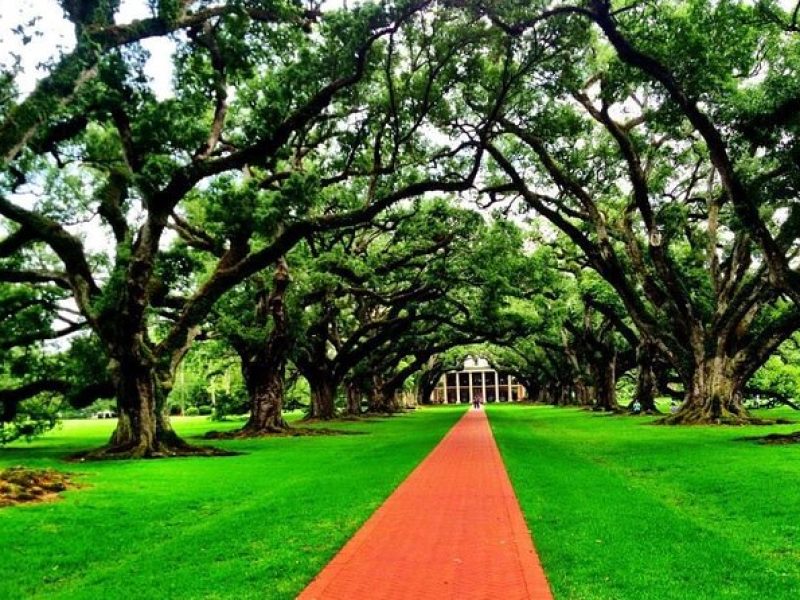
[298,409,553,599]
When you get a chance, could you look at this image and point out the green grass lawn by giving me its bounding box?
[487,403,800,600]
[0,406,465,599]
[6,403,800,600]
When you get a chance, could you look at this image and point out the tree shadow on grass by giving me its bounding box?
[203,427,369,440]
[735,430,800,445]
[68,445,243,461]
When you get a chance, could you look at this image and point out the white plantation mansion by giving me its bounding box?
[429,357,527,404]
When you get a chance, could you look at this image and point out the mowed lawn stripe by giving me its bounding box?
[488,404,800,600]
[0,407,464,600]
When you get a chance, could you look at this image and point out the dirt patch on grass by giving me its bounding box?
[0,467,77,508]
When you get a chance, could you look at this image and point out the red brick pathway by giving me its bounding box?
[298,409,553,599]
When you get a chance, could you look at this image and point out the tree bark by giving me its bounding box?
[561,385,573,406]
[536,387,546,404]
[592,353,619,412]
[416,367,442,404]
[574,380,592,405]
[367,390,391,412]
[632,343,659,414]
[236,259,291,435]
[541,384,556,405]
[345,382,362,416]
[86,357,205,458]
[661,354,749,424]
[551,383,574,406]
[239,357,288,434]
[366,375,398,413]
[522,380,539,403]
[308,376,337,420]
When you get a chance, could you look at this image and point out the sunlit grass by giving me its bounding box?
[488,403,800,600]
[0,406,464,599]
[7,403,797,599]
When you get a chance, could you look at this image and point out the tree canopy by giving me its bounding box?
[4,0,800,453]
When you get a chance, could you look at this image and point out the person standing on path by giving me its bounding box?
[473,391,483,410]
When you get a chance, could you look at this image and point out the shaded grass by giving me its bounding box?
[488,404,800,600]
[0,406,464,599]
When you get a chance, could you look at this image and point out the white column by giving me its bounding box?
[468,371,474,405]
[508,378,513,402]
[495,372,500,403]
[481,371,487,404]
[455,372,461,404]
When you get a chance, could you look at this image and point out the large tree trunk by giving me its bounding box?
[584,385,597,406]
[239,356,288,434]
[574,379,592,406]
[533,385,545,403]
[345,382,362,416]
[366,376,397,413]
[417,379,434,405]
[541,383,557,405]
[551,383,575,406]
[631,343,659,414]
[592,353,619,412]
[237,259,291,435]
[561,385,573,406]
[308,376,337,420]
[86,357,210,459]
[661,354,749,424]
[416,369,441,405]
[374,392,400,412]
[108,363,160,455]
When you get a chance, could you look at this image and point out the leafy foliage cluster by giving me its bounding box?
[3,0,800,449]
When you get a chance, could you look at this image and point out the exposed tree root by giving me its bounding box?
[0,467,77,508]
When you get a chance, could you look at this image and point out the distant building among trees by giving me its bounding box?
[429,357,526,404]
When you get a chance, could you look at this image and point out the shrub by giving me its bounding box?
[211,388,249,421]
